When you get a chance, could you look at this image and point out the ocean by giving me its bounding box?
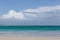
[0,26,60,37]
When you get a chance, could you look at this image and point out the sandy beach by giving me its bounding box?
[0,30,60,40]
[0,36,60,40]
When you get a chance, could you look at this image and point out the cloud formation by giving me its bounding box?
[1,5,60,20]
[2,10,24,20]
[24,5,60,13]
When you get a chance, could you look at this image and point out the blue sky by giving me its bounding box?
[0,0,60,25]
[0,0,60,14]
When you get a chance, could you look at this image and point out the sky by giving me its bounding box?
[0,0,60,25]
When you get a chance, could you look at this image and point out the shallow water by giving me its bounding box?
[0,26,60,37]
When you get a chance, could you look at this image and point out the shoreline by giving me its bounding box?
[0,36,60,40]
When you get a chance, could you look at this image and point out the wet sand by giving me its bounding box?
[0,36,60,40]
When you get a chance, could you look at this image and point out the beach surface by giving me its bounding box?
[0,36,60,40]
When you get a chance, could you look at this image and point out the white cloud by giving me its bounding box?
[24,5,60,13]
[2,10,24,20]
[1,5,60,20]
[25,13,37,17]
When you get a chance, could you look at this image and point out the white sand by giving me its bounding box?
[0,36,60,40]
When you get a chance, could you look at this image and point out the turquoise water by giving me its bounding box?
[0,26,60,36]
[0,26,60,30]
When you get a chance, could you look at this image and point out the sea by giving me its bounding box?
[0,26,60,37]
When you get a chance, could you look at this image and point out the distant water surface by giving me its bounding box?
[0,26,60,30]
[0,26,60,37]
